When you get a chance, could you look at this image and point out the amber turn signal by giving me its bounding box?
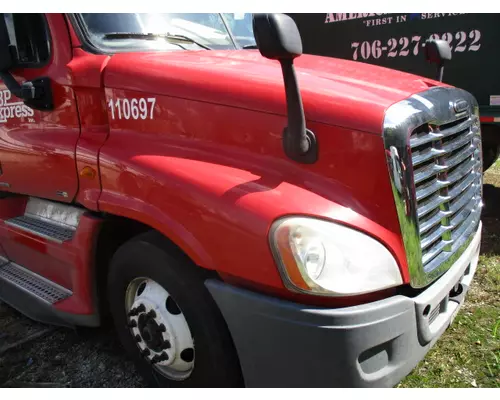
[80,166,96,179]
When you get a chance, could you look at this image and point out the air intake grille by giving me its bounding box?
[410,115,482,274]
[383,87,483,288]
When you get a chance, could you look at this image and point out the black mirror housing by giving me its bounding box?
[424,39,452,82]
[425,39,452,65]
[252,13,302,60]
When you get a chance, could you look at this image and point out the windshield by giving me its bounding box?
[77,13,255,53]
[222,13,255,48]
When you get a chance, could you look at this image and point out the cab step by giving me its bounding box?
[5,216,75,243]
[0,258,75,327]
[0,261,72,304]
[4,198,84,243]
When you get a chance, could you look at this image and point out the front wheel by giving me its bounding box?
[107,231,243,387]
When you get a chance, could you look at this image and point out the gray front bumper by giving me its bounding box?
[205,223,481,388]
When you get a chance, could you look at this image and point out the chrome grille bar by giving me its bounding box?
[419,182,477,235]
[417,194,451,219]
[423,200,481,270]
[410,117,472,147]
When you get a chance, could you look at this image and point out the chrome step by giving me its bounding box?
[0,262,71,304]
[4,197,84,243]
[5,215,75,242]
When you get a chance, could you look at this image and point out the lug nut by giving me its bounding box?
[128,307,138,317]
[151,352,169,364]
[137,304,146,313]
[129,304,146,317]
[128,320,137,328]
[147,310,157,319]
[141,348,151,358]
[135,334,142,343]
[151,355,159,364]
[158,324,166,333]
[162,340,171,349]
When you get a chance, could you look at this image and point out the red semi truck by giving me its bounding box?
[0,13,483,387]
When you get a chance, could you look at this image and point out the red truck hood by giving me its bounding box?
[104,49,443,134]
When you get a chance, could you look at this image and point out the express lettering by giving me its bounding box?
[0,89,35,123]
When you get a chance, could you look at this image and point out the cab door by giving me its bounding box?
[0,13,80,202]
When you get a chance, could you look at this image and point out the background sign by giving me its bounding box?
[287,13,500,107]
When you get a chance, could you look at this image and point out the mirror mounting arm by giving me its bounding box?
[0,71,30,99]
[0,72,53,111]
[279,59,317,163]
[437,64,444,83]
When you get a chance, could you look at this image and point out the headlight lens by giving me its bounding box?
[297,238,326,280]
[269,217,403,296]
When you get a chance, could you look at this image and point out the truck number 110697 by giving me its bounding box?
[108,97,157,120]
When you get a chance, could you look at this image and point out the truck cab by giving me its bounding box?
[0,13,483,387]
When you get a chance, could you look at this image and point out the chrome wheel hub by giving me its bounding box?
[125,278,195,380]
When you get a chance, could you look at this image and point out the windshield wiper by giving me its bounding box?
[103,32,212,50]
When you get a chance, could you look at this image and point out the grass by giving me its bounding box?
[399,158,500,388]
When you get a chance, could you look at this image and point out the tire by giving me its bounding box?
[107,231,243,388]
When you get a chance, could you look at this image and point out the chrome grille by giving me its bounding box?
[410,116,482,273]
[383,87,483,288]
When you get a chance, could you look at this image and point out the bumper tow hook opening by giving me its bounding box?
[423,305,431,317]
[450,283,464,297]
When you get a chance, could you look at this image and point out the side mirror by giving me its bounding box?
[0,13,53,110]
[252,14,317,164]
[252,14,303,60]
[424,39,452,82]
[0,13,14,72]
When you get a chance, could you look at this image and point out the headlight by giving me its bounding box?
[269,217,403,296]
